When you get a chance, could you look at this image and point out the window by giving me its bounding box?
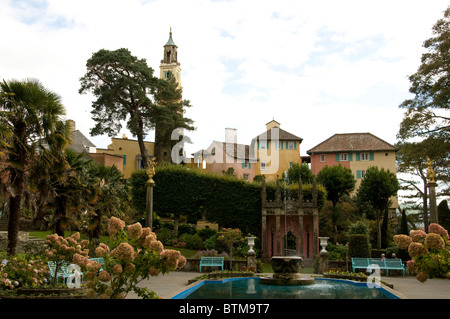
[320,154,325,162]
[340,153,348,161]
[275,142,283,150]
[242,161,251,169]
[259,142,267,150]
[289,162,294,168]
[243,174,249,181]
[357,170,367,179]
[360,153,369,161]
[286,142,296,150]
[261,162,266,170]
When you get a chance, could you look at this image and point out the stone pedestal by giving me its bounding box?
[319,251,329,274]
[247,251,257,272]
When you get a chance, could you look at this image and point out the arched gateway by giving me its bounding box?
[261,177,320,265]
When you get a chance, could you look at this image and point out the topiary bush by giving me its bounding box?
[348,234,371,258]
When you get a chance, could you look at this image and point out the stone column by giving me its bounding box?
[428,181,438,224]
[298,214,304,257]
[313,214,319,256]
[146,181,154,230]
[261,214,267,260]
[276,214,281,256]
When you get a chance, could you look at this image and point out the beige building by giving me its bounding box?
[96,136,154,180]
[253,120,303,182]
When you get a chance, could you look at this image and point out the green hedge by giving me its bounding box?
[130,165,327,237]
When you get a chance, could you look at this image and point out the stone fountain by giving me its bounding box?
[260,256,315,285]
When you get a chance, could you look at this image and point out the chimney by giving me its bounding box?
[67,119,76,131]
[225,128,237,145]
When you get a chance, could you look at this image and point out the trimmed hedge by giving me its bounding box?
[130,165,327,237]
[348,234,371,258]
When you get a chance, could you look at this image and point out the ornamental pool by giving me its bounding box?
[171,277,400,299]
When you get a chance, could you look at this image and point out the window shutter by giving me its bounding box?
[267,141,270,149]
[348,153,353,161]
[242,162,245,169]
[370,152,374,161]
[123,155,126,165]
[257,141,260,149]
[249,163,251,169]
[294,142,297,150]
[335,153,340,162]
[280,142,283,150]
[357,170,361,179]
[356,153,360,161]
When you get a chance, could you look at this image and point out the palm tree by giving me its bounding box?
[0,79,65,255]
[88,163,129,239]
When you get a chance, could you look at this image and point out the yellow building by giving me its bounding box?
[253,120,303,181]
[96,136,154,180]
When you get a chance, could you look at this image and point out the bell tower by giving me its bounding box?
[155,28,183,163]
[160,27,181,88]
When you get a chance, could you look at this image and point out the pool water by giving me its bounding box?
[173,277,398,299]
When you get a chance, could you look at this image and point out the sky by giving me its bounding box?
[1,0,448,161]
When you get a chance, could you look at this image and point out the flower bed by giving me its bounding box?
[323,270,368,282]
[0,287,87,299]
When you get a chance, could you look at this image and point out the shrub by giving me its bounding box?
[348,234,371,258]
[178,224,197,236]
[0,256,49,289]
[393,223,450,282]
[179,233,204,250]
[198,228,217,240]
[77,217,186,299]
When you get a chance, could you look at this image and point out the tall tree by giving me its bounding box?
[356,167,399,249]
[79,48,193,167]
[79,48,158,168]
[283,162,314,185]
[0,79,65,255]
[398,6,450,140]
[154,76,194,163]
[316,164,356,242]
[88,163,130,240]
[395,137,450,230]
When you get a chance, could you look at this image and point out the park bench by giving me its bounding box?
[199,257,224,272]
[89,257,105,271]
[384,258,405,277]
[48,261,83,284]
[351,258,370,273]
[351,258,405,277]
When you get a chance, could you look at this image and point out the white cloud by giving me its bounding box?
[0,0,448,159]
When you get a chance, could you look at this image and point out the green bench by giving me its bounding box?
[199,257,224,272]
[48,257,106,284]
[89,257,105,271]
[48,261,83,284]
[351,258,405,277]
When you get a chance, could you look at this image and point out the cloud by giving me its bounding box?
[0,0,448,158]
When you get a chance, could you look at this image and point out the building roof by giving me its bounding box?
[224,142,256,161]
[67,130,96,153]
[165,30,176,46]
[255,127,303,142]
[307,133,398,154]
